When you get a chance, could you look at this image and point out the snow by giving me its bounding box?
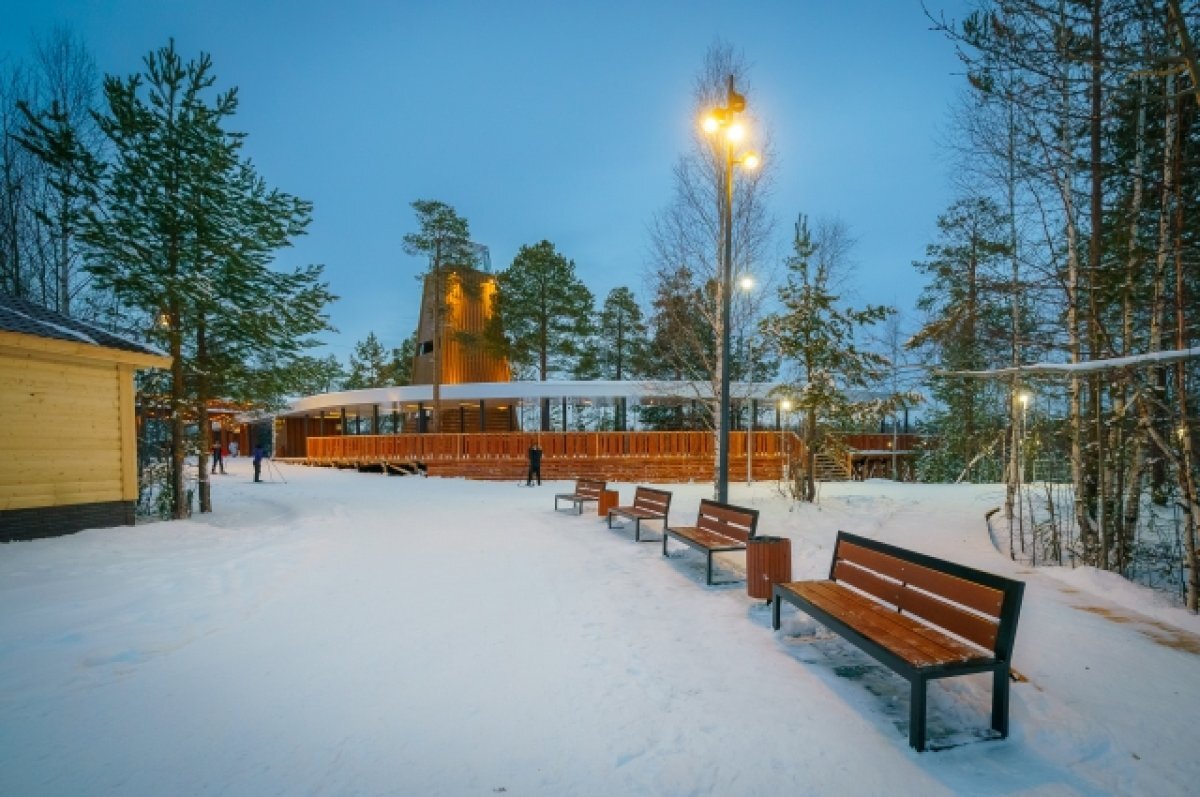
[3,466,1199,796]
[945,345,1200,378]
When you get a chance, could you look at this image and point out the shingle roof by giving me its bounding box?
[0,293,166,358]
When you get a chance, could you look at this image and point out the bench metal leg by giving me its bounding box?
[772,590,783,629]
[662,533,670,557]
[910,677,928,752]
[633,519,642,542]
[992,665,1010,738]
[706,552,714,585]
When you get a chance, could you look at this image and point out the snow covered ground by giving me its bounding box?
[2,461,1199,796]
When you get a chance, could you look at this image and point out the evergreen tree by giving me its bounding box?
[43,40,334,517]
[390,335,415,386]
[343,331,411,389]
[646,265,711,381]
[497,240,593,382]
[286,354,344,395]
[909,196,1014,481]
[767,215,896,502]
[579,286,650,380]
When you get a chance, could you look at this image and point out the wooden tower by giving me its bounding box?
[412,266,509,386]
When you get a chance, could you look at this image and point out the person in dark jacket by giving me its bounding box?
[211,441,225,474]
[526,443,543,486]
[253,443,265,483]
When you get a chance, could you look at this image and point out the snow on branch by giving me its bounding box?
[939,347,1200,379]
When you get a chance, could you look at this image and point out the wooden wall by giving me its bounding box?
[0,332,166,516]
[412,268,510,385]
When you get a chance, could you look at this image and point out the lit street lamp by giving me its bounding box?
[702,74,759,504]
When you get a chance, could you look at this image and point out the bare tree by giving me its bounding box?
[646,41,775,495]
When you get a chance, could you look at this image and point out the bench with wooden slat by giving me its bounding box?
[772,531,1025,752]
[553,478,606,515]
[663,499,759,585]
[607,486,673,542]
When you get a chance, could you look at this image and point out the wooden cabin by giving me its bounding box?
[0,295,171,541]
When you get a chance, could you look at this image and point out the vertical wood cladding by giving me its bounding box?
[412,268,510,385]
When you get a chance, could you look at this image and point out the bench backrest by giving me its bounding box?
[633,486,672,517]
[830,531,1024,660]
[574,479,606,499]
[695,499,759,543]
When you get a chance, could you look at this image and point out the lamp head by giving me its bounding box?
[701,108,729,133]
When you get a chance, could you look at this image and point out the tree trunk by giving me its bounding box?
[169,304,188,519]
[197,316,212,513]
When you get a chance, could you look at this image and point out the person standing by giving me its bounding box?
[253,443,265,483]
[229,439,239,458]
[211,441,225,474]
[526,442,543,486]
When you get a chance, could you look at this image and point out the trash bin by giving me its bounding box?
[598,489,620,517]
[747,536,792,602]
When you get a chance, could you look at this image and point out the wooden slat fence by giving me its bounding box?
[296,430,923,482]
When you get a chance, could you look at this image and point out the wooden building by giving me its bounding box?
[0,295,171,541]
[413,266,509,383]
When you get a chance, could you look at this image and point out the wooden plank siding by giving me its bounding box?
[293,431,799,483]
[412,269,510,386]
[0,352,131,511]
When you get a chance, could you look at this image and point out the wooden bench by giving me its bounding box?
[554,478,606,514]
[662,499,759,585]
[772,531,1025,752]
[607,486,672,542]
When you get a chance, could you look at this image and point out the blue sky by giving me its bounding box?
[2,0,976,360]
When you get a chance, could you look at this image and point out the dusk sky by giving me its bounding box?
[2,0,976,361]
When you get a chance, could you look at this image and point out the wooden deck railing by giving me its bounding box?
[303,430,798,462]
[295,430,924,482]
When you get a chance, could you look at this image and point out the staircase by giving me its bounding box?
[813,451,851,482]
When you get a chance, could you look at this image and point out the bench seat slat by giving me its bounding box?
[668,525,747,552]
[612,507,664,520]
[787,581,960,668]
[780,581,991,668]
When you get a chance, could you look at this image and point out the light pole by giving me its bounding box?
[739,275,756,487]
[702,75,759,504]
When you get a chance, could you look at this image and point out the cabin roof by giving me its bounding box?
[0,293,165,358]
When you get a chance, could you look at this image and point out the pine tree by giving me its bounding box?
[767,215,895,502]
[909,196,1013,482]
[345,331,391,389]
[580,286,650,380]
[57,41,334,517]
[497,239,593,381]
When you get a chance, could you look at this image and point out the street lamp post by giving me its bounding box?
[740,275,756,487]
[703,75,758,504]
